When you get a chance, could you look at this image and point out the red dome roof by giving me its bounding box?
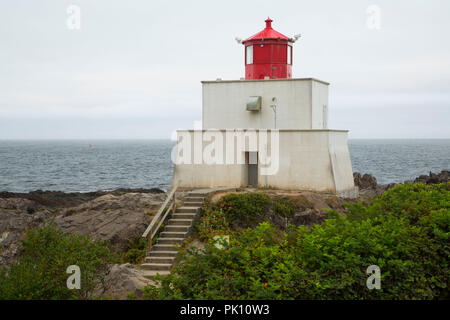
[243,18,291,43]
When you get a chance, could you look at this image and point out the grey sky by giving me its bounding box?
[0,0,449,139]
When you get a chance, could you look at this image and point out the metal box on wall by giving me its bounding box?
[246,96,261,111]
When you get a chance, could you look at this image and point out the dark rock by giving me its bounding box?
[0,188,166,208]
[112,188,165,194]
[291,208,327,227]
[412,170,449,185]
[0,202,50,265]
[353,172,378,189]
[385,183,397,190]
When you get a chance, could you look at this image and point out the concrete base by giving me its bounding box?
[172,129,357,197]
[337,186,359,199]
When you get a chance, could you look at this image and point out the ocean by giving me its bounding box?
[0,139,448,193]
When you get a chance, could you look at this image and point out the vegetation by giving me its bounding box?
[0,222,113,300]
[144,183,449,300]
[119,236,147,264]
[196,192,305,241]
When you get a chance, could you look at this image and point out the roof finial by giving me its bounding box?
[265,17,273,29]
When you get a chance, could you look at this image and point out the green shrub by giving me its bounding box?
[149,223,289,299]
[196,193,312,240]
[142,283,162,300]
[0,222,113,300]
[353,182,449,223]
[120,237,147,264]
[217,193,271,226]
[289,213,437,299]
[196,193,272,241]
[126,292,136,300]
[196,208,230,242]
[144,183,449,300]
[272,197,296,228]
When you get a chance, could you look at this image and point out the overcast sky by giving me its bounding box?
[0,0,449,139]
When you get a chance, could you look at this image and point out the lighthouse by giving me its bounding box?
[242,18,295,80]
[172,18,358,198]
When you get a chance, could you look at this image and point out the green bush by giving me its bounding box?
[197,193,300,241]
[144,183,449,300]
[196,208,230,242]
[351,182,449,223]
[217,193,271,226]
[120,237,147,264]
[147,223,288,299]
[272,197,296,228]
[0,222,113,300]
[196,193,272,241]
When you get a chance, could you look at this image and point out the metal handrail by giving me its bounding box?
[142,181,180,253]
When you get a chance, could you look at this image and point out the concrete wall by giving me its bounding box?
[202,78,329,130]
[311,80,329,129]
[172,129,357,197]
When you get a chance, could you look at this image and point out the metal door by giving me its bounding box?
[248,152,258,187]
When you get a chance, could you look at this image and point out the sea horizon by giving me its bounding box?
[0,139,448,193]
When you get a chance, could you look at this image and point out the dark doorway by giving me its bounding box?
[246,151,258,187]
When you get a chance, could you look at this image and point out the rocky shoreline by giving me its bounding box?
[353,170,449,197]
[0,170,448,299]
[0,187,165,209]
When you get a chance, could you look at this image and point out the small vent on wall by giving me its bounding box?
[246,96,261,111]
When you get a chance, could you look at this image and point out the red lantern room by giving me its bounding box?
[242,18,295,80]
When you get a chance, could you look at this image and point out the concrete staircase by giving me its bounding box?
[140,191,206,277]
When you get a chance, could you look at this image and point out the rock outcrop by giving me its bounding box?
[55,192,165,253]
[0,206,48,265]
[291,208,327,227]
[413,170,449,185]
[353,172,378,190]
[353,170,449,199]
[0,188,164,208]
[0,189,165,266]
[99,263,153,299]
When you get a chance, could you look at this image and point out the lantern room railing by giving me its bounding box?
[142,181,180,253]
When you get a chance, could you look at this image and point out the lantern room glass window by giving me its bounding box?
[287,45,292,65]
[246,45,253,65]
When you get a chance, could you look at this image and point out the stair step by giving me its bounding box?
[160,231,187,238]
[165,225,190,232]
[145,256,175,264]
[185,197,204,202]
[183,202,203,207]
[168,219,192,226]
[187,193,208,197]
[172,213,196,219]
[141,263,172,271]
[152,244,177,252]
[176,207,198,213]
[158,237,184,245]
[142,270,170,278]
[149,251,178,257]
